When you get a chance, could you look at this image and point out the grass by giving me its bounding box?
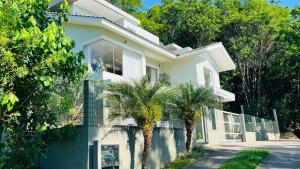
[162,151,209,169]
[219,149,270,169]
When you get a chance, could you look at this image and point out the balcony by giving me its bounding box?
[211,86,235,102]
[90,71,131,84]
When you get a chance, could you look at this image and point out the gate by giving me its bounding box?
[223,111,242,141]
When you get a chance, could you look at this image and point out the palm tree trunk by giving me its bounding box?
[185,120,194,152]
[142,127,153,169]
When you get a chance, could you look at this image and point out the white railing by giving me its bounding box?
[116,19,160,44]
[101,71,131,83]
[89,71,132,83]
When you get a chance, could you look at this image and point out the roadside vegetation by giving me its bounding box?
[162,144,210,169]
[219,149,270,169]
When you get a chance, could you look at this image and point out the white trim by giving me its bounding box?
[81,35,144,57]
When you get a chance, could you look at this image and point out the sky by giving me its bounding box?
[142,0,300,10]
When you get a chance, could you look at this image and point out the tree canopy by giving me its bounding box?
[0,0,86,168]
[136,0,300,134]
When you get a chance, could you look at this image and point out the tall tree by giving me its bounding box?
[102,77,173,169]
[0,0,86,168]
[173,83,217,152]
[216,0,291,114]
[137,0,300,134]
[135,0,222,48]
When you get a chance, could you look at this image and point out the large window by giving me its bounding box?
[89,40,123,75]
[146,65,159,83]
[223,112,242,141]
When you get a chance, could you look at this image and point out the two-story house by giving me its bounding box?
[41,0,240,169]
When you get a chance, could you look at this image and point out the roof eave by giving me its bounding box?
[177,43,236,72]
[66,15,176,61]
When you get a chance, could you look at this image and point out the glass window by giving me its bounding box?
[146,65,158,83]
[245,115,255,132]
[223,114,229,122]
[233,115,240,123]
[204,68,212,87]
[225,134,234,140]
[209,109,217,130]
[223,112,242,141]
[89,40,123,75]
[225,123,230,133]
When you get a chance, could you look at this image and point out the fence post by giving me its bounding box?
[261,118,267,140]
[273,109,280,139]
[240,105,247,142]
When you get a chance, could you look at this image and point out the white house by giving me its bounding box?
[40,1,279,169]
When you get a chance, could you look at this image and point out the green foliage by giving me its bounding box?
[102,76,175,168]
[173,83,218,152]
[219,149,270,169]
[136,0,221,48]
[162,144,208,169]
[43,124,77,144]
[159,73,171,86]
[0,0,86,168]
[102,76,174,130]
[138,0,300,134]
[163,159,191,169]
[173,83,218,123]
[106,0,142,13]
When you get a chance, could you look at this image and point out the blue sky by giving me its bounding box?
[143,0,299,10]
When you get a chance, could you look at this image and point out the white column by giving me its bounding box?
[240,105,247,142]
[273,109,280,139]
[84,45,92,74]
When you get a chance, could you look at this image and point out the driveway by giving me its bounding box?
[207,140,300,154]
[187,140,300,169]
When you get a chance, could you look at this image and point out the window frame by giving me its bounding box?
[146,63,159,83]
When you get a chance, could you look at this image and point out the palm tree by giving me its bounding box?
[174,83,218,152]
[102,76,173,169]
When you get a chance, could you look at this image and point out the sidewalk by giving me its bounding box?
[257,152,300,169]
[185,149,239,169]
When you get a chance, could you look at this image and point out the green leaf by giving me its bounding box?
[1,94,10,105]
[44,80,51,87]
[7,102,13,111]
[19,29,30,39]
[28,16,37,26]
[10,94,19,105]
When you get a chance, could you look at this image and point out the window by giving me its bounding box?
[204,68,213,87]
[223,112,242,141]
[146,65,159,83]
[245,114,255,132]
[89,40,123,75]
[209,109,217,130]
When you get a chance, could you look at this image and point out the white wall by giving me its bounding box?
[162,53,221,88]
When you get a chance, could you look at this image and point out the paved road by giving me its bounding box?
[187,140,300,169]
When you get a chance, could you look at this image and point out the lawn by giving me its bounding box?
[219,149,270,169]
[162,147,210,169]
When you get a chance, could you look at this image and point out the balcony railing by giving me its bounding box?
[90,71,131,83]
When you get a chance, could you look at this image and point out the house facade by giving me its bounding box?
[40,0,280,169]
